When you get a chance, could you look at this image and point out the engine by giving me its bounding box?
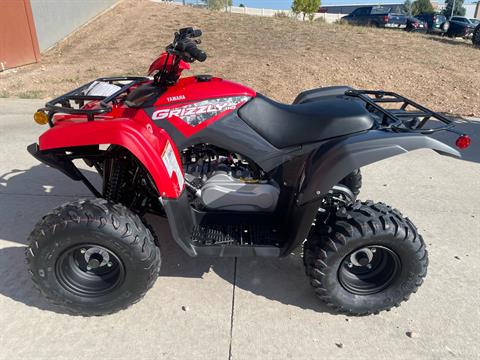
[182,145,279,212]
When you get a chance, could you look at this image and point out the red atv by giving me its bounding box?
[27,28,470,316]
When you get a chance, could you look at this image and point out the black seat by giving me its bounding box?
[238,93,374,149]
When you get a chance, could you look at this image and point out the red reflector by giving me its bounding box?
[455,135,471,149]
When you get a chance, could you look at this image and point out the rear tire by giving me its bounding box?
[26,198,161,316]
[303,201,428,315]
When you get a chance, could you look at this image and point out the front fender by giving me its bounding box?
[297,130,460,205]
[38,113,184,199]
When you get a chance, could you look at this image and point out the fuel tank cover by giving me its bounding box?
[195,74,213,82]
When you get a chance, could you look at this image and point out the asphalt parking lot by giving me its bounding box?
[0,98,479,360]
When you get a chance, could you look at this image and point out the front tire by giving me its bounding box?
[303,201,428,315]
[26,199,161,316]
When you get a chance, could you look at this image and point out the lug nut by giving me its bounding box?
[80,248,86,254]
[347,262,353,268]
[371,248,376,253]
[107,262,113,268]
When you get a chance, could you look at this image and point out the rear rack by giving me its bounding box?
[345,90,457,135]
[43,76,149,124]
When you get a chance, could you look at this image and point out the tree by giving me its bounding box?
[404,0,412,15]
[202,0,232,11]
[291,0,321,21]
[443,0,466,17]
[411,0,434,16]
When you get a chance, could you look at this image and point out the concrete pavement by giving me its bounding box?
[0,98,479,359]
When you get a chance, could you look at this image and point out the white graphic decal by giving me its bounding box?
[162,141,184,190]
[152,96,251,126]
[166,95,186,102]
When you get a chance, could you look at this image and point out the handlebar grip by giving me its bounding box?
[184,41,207,62]
[190,47,207,62]
[192,29,202,38]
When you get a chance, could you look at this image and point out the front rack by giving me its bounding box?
[43,76,149,124]
[345,90,457,135]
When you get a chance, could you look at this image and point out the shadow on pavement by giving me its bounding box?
[0,165,335,315]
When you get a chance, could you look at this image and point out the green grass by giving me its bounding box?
[18,90,44,99]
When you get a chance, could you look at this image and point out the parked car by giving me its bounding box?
[416,13,449,34]
[473,23,480,46]
[341,6,408,29]
[405,16,428,32]
[447,16,476,38]
[450,16,477,26]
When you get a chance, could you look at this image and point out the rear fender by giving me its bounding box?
[282,130,460,255]
[38,113,184,199]
[297,130,460,205]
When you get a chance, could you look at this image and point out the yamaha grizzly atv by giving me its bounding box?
[27,28,471,316]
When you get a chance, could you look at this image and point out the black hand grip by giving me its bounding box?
[190,47,207,62]
[192,29,202,38]
[184,41,207,62]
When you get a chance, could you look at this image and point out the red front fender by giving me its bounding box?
[38,112,184,199]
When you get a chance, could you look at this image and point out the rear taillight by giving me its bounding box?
[413,22,419,28]
[383,15,389,23]
[456,134,471,149]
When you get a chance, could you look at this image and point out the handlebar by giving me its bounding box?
[172,27,207,62]
[176,40,207,62]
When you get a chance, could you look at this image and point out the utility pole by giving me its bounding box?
[450,0,456,19]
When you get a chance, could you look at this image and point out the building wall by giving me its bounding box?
[30,0,117,51]
[0,0,40,70]
[465,3,480,19]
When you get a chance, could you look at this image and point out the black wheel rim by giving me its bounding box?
[56,244,125,297]
[338,245,401,295]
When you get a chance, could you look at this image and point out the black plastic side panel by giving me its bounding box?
[162,190,197,256]
[27,143,83,181]
[282,131,460,254]
[297,130,461,205]
[149,109,304,172]
[193,245,281,257]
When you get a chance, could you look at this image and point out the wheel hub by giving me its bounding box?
[56,244,125,297]
[83,247,111,270]
[349,248,374,267]
[339,245,401,295]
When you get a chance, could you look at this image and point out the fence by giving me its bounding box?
[227,6,346,23]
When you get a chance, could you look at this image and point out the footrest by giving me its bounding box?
[191,224,280,246]
[191,223,283,257]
